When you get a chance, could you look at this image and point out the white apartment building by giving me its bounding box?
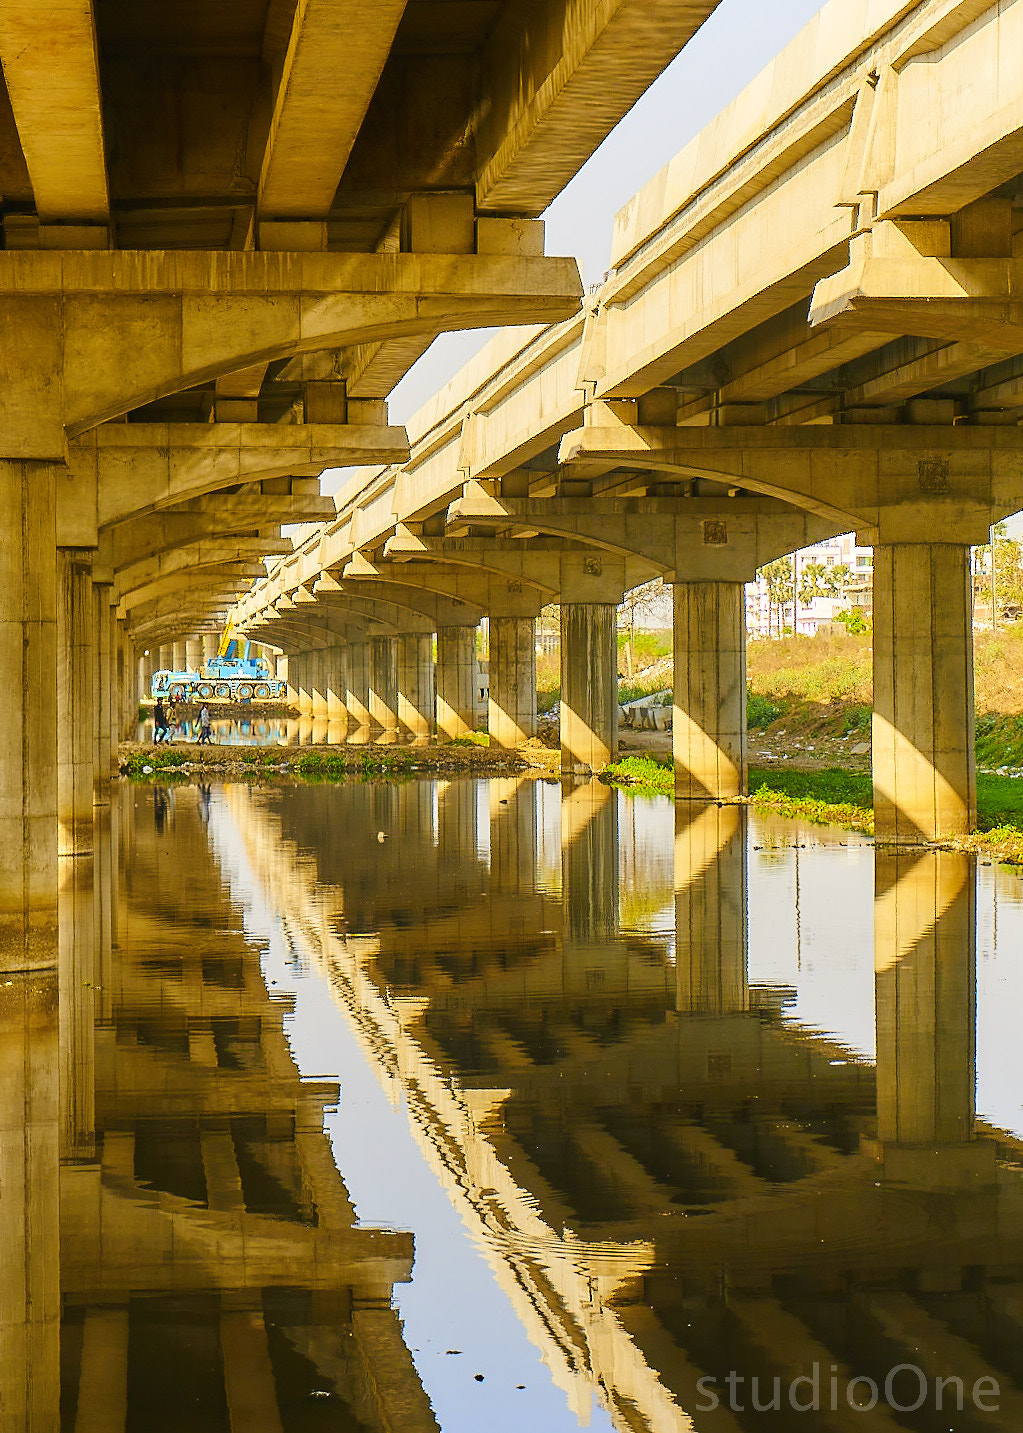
[746,533,874,639]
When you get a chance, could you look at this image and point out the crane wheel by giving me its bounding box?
[253,682,271,699]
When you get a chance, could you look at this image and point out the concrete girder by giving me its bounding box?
[101,499,327,570]
[115,542,288,600]
[73,420,408,533]
[129,593,249,644]
[444,489,836,583]
[557,423,1023,544]
[809,244,1023,350]
[314,576,483,630]
[296,593,434,636]
[475,0,720,216]
[373,535,656,601]
[0,249,582,456]
[117,564,264,615]
[105,520,291,574]
[258,0,409,223]
[255,610,386,650]
[245,557,546,624]
[0,0,108,225]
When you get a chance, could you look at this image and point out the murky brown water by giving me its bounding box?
[29,777,1023,1429]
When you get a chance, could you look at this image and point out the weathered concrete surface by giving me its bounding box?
[560,602,617,776]
[488,617,536,752]
[673,582,747,802]
[873,544,976,844]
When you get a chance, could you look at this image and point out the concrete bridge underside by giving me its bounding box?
[228,0,1023,853]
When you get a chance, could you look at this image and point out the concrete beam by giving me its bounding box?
[476,0,719,215]
[0,0,108,223]
[258,0,409,222]
[0,249,582,455]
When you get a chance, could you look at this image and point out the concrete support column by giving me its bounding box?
[157,644,172,673]
[119,627,138,742]
[672,581,746,800]
[325,646,346,720]
[202,633,218,665]
[370,637,399,730]
[310,648,328,719]
[0,969,59,1426]
[0,460,58,970]
[488,617,536,752]
[346,642,372,726]
[436,625,478,740]
[397,634,434,738]
[93,583,114,802]
[171,640,186,672]
[57,551,96,858]
[139,647,153,696]
[185,636,202,672]
[873,543,975,843]
[294,652,312,716]
[560,602,617,775]
[873,850,991,1186]
[674,804,748,1014]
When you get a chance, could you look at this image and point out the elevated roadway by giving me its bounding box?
[233,0,1023,843]
[0,0,734,988]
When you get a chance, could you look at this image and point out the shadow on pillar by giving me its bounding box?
[872,544,976,844]
[560,603,617,776]
[436,626,478,741]
[369,638,399,732]
[870,848,994,1188]
[488,618,536,752]
[674,803,749,1016]
[672,581,746,801]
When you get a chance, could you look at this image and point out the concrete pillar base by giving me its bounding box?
[672,581,746,800]
[873,543,975,843]
[560,602,617,775]
[436,625,478,740]
[488,617,536,752]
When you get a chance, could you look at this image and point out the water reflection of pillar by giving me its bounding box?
[873,850,991,1183]
[0,970,59,1429]
[674,803,748,1014]
[437,778,478,869]
[561,780,618,944]
[489,778,537,893]
[58,855,96,1161]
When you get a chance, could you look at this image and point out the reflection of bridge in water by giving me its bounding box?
[10,787,438,1431]
[227,776,1023,1432]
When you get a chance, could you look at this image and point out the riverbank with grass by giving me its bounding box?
[118,739,547,783]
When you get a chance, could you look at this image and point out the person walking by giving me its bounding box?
[198,704,213,745]
[154,697,170,744]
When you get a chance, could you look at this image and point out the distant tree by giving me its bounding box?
[797,560,834,609]
[618,579,666,675]
[760,557,794,637]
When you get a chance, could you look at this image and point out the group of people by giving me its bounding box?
[153,698,214,746]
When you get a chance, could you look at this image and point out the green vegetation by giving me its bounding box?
[748,767,874,834]
[747,693,783,730]
[293,749,416,782]
[448,731,489,747]
[976,714,1023,770]
[602,754,673,795]
[121,749,188,780]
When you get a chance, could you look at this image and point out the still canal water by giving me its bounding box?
[53,776,1023,1430]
